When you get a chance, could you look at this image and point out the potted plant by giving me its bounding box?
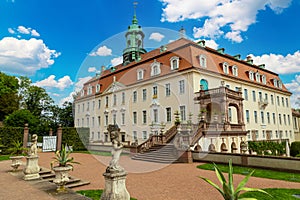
[174,110,181,126]
[8,140,26,171]
[51,144,80,192]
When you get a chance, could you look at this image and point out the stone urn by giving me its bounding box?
[10,155,24,171]
[52,165,72,192]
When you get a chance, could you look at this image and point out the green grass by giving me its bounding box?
[240,188,300,200]
[77,190,137,200]
[0,155,10,161]
[74,150,129,157]
[197,163,300,183]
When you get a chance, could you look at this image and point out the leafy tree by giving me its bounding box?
[4,109,39,129]
[0,72,20,121]
[58,101,74,127]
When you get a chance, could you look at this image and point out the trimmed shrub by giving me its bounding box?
[248,141,286,156]
[290,142,300,157]
[62,127,89,151]
[0,127,23,154]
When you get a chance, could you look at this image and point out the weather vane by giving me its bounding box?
[133,1,138,15]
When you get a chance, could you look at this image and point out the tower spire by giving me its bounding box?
[132,1,138,25]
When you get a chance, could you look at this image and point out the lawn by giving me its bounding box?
[240,188,300,200]
[0,155,10,161]
[77,190,137,200]
[74,150,129,157]
[197,163,300,183]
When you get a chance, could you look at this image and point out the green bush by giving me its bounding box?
[248,141,286,156]
[290,142,300,157]
[62,127,89,151]
[0,127,23,154]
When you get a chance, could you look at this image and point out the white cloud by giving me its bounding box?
[31,29,40,37]
[111,56,123,66]
[249,51,300,74]
[88,67,97,73]
[8,28,15,34]
[0,37,60,75]
[149,32,165,42]
[89,45,112,56]
[161,0,292,42]
[285,74,300,108]
[204,39,219,49]
[34,75,73,90]
[15,25,40,37]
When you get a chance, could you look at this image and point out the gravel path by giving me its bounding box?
[1,152,300,200]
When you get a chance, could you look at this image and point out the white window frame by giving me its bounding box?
[261,75,267,84]
[150,60,161,76]
[222,62,229,74]
[199,54,207,68]
[96,84,101,93]
[180,105,186,121]
[255,72,260,83]
[179,80,185,94]
[165,83,171,96]
[137,69,144,80]
[170,56,179,70]
[232,65,238,76]
[249,71,254,81]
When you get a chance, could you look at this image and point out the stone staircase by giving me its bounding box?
[39,168,90,188]
[131,144,179,164]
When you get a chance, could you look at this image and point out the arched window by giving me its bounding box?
[261,75,267,84]
[278,80,283,89]
[170,56,179,70]
[137,69,144,80]
[199,54,207,68]
[151,60,161,76]
[96,84,101,93]
[231,65,238,76]
[255,72,260,82]
[200,79,209,90]
[273,79,278,87]
[223,62,229,74]
[249,70,254,81]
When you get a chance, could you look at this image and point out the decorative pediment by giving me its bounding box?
[103,81,126,94]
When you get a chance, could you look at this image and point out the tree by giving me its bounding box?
[58,101,74,127]
[4,109,39,129]
[0,72,20,121]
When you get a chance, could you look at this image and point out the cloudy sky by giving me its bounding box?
[0,0,300,107]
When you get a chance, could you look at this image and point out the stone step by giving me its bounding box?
[39,173,55,179]
[132,156,179,164]
[66,180,91,189]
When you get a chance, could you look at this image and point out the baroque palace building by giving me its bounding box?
[74,13,294,153]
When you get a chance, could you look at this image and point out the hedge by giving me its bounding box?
[0,127,24,154]
[248,141,286,156]
[62,127,89,151]
[290,142,300,157]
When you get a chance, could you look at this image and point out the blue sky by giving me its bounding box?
[0,0,300,108]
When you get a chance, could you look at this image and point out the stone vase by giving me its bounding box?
[101,170,130,200]
[52,165,72,192]
[10,155,24,171]
[23,155,40,180]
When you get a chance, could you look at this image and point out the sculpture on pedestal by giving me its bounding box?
[101,124,130,200]
[23,134,40,180]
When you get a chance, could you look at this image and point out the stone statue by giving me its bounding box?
[28,134,38,156]
[106,124,123,172]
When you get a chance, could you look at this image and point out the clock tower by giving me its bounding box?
[122,3,146,65]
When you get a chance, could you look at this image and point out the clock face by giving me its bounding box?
[136,34,142,41]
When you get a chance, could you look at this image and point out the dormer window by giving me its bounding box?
[96,84,101,93]
[231,65,238,76]
[81,89,85,97]
[278,80,283,89]
[261,75,267,84]
[199,54,207,68]
[137,69,144,80]
[222,62,229,74]
[151,60,161,76]
[170,56,179,70]
[255,72,260,83]
[273,79,278,87]
[249,70,254,81]
[87,85,92,95]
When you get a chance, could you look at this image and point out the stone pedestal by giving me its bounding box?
[10,156,24,171]
[101,169,130,200]
[23,156,40,180]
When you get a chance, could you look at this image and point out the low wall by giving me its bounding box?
[193,151,300,172]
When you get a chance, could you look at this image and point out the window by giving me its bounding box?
[121,113,125,125]
[165,83,171,96]
[179,80,185,94]
[96,84,101,93]
[255,72,260,82]
[77,119,79,126]
[261,75,267,84]
[82,103,85,112]
[87,85,92,95]
[200,79,208,90]
[166,107,172,122]
[105,96,109,107]
[229,108,232,122]
[142,89,147,101]
[91,132,94,140]
[294,117,298,129]
[275,130,278,138]
[283,114,286,125]
[271,95,274,105]
[272,113,276,124]
[87,102,90,111]
[278,80,283,89]
[82,118,84,127]
[232,65,238,76]
[92,117,94,127]
[244,89,248,100]
[113,94,117,106]
[142,131,147,140]
[267,112,270,124]
[249,71,254,81]
[142,110,147,124]
[92,101,95,110]
[133,91,137,103]
[98,116,100,126]
[277,96,280,106]
[133,112,137,124]
[245,110,250,123]
[286,98,289,107]
[273,79,278,87]
[265,93,268,102]
[153,109,158,123]
[170,56,179,70]
[258,91,262,102]
[279,114,282,125]
[281,97,285,107]
[288,115,291,125]
[180,106,186,121]
[133,131,137,140]
[87,117,89,127]
[113,114,116,124]
[153,86,158,98]
[223,62,229,74]
[252,90,256,102]
[122,92,125,104]
[261,111,264,124]
[137,69,144,80]
[254,111,258,123]
[151,60,161,76]
[98,100,101,109]
[199,54,207,68]
[105,114,108,126]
